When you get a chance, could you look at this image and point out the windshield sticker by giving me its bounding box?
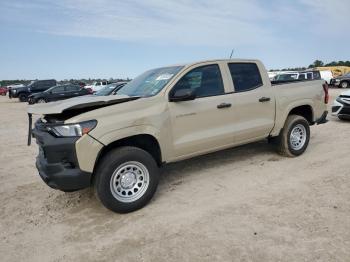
[156,74,174,81]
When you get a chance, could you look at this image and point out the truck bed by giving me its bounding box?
[270,79,326,136]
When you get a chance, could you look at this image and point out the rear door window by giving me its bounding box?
[51,86,65,93]
[66,85,80,91]
[228,63,263,92]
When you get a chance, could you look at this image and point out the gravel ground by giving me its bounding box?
[0,88,349,262]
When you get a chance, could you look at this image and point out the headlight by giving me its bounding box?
[48,120,97,137]
[12,89,16,93]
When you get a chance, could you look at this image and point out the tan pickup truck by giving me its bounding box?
[28,59,329,213]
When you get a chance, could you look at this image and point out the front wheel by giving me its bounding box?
[18,93,28,102]
[274,115,310,157]
[94,146,160,213]
[340,81,349,89]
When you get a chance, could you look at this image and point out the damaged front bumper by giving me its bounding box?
[32,120,92,191]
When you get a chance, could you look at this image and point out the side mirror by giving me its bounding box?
[169,88,196,102]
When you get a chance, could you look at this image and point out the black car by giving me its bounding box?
[330,73,350,88]
[94,82,128,96]
[28,84,91,104]
[9,79,57,102]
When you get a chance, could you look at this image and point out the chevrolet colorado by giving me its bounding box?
[27,59,329,213]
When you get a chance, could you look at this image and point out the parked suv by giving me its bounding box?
[10,79,56,102]
[28,59,328,213]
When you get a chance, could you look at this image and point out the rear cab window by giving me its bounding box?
[228,63,263,92]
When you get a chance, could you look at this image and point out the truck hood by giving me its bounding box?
[27,95,139,115]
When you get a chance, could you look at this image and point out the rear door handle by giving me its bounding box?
[217,103,232,109]
[259,97,271,102]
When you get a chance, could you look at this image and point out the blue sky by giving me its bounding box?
[0,0,349,80]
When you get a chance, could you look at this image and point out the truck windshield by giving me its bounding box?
[117,66,184,97]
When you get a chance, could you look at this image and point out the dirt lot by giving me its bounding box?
[0,89,349,262]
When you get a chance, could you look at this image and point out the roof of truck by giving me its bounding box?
[166,58,261,68]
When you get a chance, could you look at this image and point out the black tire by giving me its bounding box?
[18,93,28,102]
[340,81,349,89]
[28,98,35,104]
[274,115,310,157]
[94,146,159,213]
[338,115,350,121]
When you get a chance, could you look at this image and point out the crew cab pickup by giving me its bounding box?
[27,59,329,213]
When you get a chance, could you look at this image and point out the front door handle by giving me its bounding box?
[259,97,271,102]
[217,103,232,109]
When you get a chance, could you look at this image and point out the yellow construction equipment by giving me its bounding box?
[316,66,350,77]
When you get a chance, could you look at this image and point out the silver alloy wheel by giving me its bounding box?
[341,82,348,88]
[290,124,307,150]
[38,98,46,103]
[110,161,149,203]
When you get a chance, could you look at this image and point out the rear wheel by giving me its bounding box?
[94,146,159,213]
[274,115,310,157]
[18,93,28,102]
[340,81,349,88]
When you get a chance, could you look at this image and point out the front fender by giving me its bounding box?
[96,125,161,146]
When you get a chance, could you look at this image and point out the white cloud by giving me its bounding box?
[1,0,278,46]
[1,0,349,47]
[298,0,350,33]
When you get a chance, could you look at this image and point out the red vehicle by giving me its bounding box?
[0,86,8,96]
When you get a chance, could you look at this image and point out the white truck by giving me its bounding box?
[85,81,109,92]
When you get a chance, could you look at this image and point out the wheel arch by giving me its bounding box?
[288,105,314,124]
[271,101,315,137]
[92,132,163,185]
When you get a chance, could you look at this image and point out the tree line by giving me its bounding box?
[270,60,350,72]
